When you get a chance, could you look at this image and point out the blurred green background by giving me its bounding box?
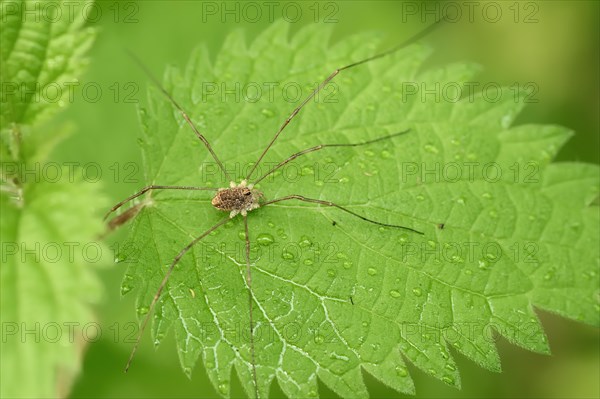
[45,0,599,397]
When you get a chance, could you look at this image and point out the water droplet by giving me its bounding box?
[367,267,378,276]
[389,290,402,298]
[456,197,466,205]
[381,150,391,159]
[412,288,422,296]
[218,382,229,394]
[298,236,312,248]
[482,192,492,199]
[424,143,439,154]
[300,165,314,176]
[238,231,246,240]
[478,259,489,270]
[314,335,324,344]
[343,261,352,269]
[415,194,425,201]
[303,259,314,266]
[257,233,274,246]
[327,269,337,277]
[267,221,275,228]
[282,251,295,261]
[137,306,149,316]
[338,176,350,183]
[485,252,498,261]
[261,108,274,117]
[121,285,132,295]
[361,321,369,327]
[442,376,455,385]
[395,365,408,377]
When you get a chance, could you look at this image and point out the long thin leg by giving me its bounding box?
[128,52,235,183]
[263,195,423,235]
[243,214,259,398]
[244,18,447,181]
[251,129,410,186]
[124,217,230,372]
[104,185,216,220]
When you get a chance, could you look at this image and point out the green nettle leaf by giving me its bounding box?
[1,1,106,398]
[0,0,95,131]
[0,173,108,398]
[119,23,600,398]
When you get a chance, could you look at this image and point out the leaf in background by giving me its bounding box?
[0,1,107,398]
[0,173,108,398]
[119,22,600,398]
[0,0,95,132]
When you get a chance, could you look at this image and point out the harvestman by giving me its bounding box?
[105,19,446,398]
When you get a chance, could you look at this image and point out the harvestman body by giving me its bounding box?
[106,19,446,398]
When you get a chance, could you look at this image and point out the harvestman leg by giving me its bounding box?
[245,18,446,182]
[243,214,259,398]
[264,195,424,235]
[104,185,217,220]
[251,129,411,186]
[128,52,234,183]
[125,217,230,372]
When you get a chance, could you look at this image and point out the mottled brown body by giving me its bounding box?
[211,181,263,217]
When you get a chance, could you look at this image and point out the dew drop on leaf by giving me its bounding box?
[389,290,402,298]
[261,108,274,117]
[137,306,149,315]
[442,375,455,385]
[395,366,408,377]
[298,235,312,248]
[257,233,274,246]
[424,143,439,154]
[367,267,378,276]
[218,382,229,394]
[412,288,422,296]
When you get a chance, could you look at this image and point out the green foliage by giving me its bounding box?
[0,0,95,132]
[120,23,599,398]
[0,1,107,397]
